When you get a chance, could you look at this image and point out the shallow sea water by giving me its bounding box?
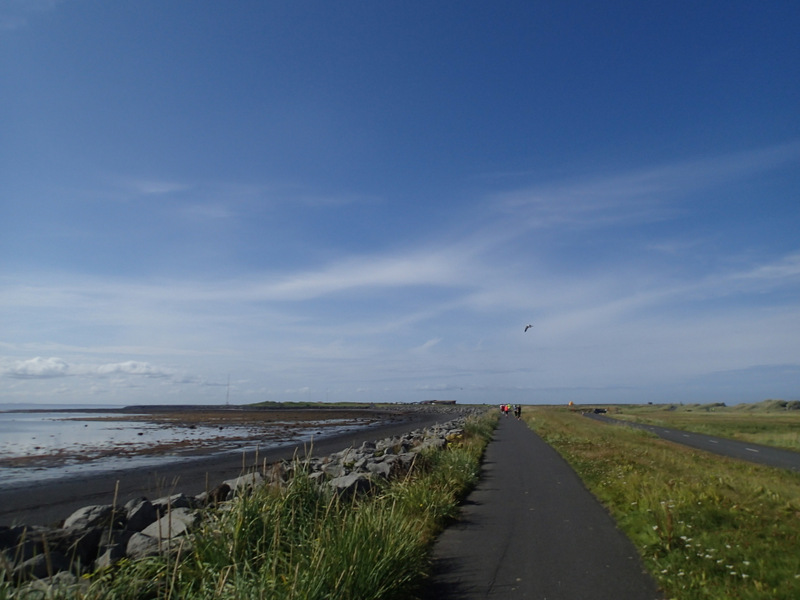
[0,411,372,488]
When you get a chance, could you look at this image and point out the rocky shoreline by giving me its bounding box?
[1,407,485,593]
[0,406,387,473]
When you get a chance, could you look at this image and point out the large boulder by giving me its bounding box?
[126,532,192,561]
[322,462,346,478]
[63,505,117,530]
[124,498,157,532]
[140,508,198,540]
[125,532,159,560]
[195,483,231,506]
[365,460,392,480]
[94,537,129,570]
[152,493,194,514]
[328,473,372,497]
[126,508,197,561]
[222,472,264,498]
[94,530,133,570]
[413,436,447,452]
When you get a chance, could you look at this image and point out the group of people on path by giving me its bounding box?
[500,403,522,419]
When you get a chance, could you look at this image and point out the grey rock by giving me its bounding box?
[195,483,231,506]
[366,461,392,479]
[396,452,417,471]
[125,532,159,560]
[222,472,263,497]
[413,436,447,452]
[152,493,193,514]
[140,507,198,540]
[94,540,128,570]
[328,473,372,497]
[126,531,191,560]
[125,498,157,532]
[62,504,115,530]
[322,462,346,478]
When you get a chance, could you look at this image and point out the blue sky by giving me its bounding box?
[2,1,799,406]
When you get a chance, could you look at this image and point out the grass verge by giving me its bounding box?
[4,412,496,600]
[606,402,800,452]
[524,407,800,600]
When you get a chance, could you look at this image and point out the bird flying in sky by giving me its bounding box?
[524,324,533,332]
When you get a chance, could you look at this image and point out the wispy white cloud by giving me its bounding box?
[2,144,798,404]
[492,142,800,231]
[730,253,800,285]
[128,179,192,196]
[246,247,475,302]
[1,356,181,380]
[5,357,70,379]
[413,338,442,353]
[96,361,174,378]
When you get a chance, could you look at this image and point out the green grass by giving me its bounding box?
[608,401,800,451]
[524,406,800,600]
[5,412,496,600]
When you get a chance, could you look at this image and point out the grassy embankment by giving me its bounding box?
[523,405,800,600]
[7,411,496,600]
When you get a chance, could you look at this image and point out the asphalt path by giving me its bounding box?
[425,415,663,600]
[0,410,455,527]
[585,413,800,472]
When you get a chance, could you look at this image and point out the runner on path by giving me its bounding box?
[425,415,663,599]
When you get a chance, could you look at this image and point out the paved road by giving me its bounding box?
[0,411,454,527]
[586,413,800,472]
[425,416,663,600]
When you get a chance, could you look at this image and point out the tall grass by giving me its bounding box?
[146,474,427,600]
[17,412,496,600]
[525,407,800,600]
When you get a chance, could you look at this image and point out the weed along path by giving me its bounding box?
[425,416,663,599]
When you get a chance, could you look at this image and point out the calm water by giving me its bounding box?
[0,411,371,488]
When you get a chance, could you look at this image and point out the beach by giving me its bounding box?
[0,406,382,487]
[0,404,465,526]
